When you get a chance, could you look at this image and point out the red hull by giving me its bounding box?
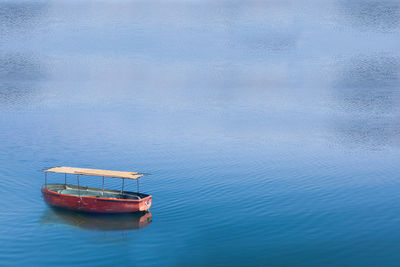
[42,186,152,213]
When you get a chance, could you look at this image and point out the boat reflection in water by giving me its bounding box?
[41,207,152,231]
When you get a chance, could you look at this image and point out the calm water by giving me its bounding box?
[0,0,400,266]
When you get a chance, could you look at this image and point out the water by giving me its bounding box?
[0,0,399,266]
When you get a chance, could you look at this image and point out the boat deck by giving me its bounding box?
[45,184,149,200]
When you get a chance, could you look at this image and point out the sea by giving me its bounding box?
[0,1,399,266]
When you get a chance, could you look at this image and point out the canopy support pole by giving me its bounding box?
[44,172,47,188]
[121,178,125,194]
[102,176,104,196]
[64,173,67,185]
[137,178,139,193]
[77,174,80,198]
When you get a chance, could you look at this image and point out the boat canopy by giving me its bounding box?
[44,167,143,180]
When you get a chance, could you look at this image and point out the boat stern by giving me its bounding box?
[140,196,152,211]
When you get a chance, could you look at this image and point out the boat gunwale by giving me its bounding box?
[42,185,151,203]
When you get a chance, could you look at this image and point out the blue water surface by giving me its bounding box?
[0,0,400,266]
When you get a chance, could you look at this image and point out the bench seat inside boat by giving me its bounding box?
[58,189,110,198]
[57,188,141,199]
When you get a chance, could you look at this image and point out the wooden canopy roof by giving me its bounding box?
[45,167,143,180]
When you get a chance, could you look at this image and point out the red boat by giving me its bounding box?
[42,167,152,213]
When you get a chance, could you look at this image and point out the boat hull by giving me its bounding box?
[42,186,152,213]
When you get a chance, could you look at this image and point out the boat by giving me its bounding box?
[41,167,152,213]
